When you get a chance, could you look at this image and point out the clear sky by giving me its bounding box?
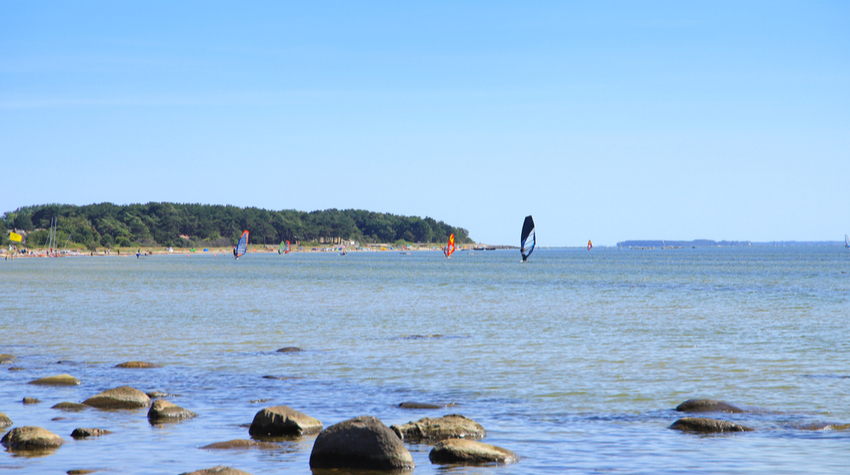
[2,2,848,246]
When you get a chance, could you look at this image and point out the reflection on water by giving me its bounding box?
[1,248,850,474]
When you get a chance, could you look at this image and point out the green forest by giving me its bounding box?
[1,203,472,249]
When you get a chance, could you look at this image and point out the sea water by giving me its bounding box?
[1,247,849,474]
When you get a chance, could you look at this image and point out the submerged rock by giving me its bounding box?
[669,417,754,434]
[145,391,173,399]
[391,414,485,442]
[179,466,253,475]
[276,347,302,353]
[115,361,161,368]
[147,400,196,422]
[23,397,41,405]
[67,470,99,474]
[8,367,25,371]
[398,401,453,409]
[28,374,81,386]
[429,439,519,465]
[1,426,64,450]
[52,402,88,412]
[675,399,744,413]
[0,411,12,428]
[83,386,151,409]
[249,405,322,437]
[0,354,17,364]
[71,428,112,439]
[309,416,414,471]
[201,439,280,450]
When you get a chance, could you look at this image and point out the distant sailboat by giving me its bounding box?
[234,230,249,259]
[520,215,536,262]
[279,240,291,255]
[587,239,593,251]
[444,233,456,258]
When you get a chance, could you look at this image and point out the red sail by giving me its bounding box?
[444,233,456,258]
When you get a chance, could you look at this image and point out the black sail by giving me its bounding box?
[521,215,536,261]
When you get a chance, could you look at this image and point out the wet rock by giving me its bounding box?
[0,411,12,428]
[71,428,112,439]
[276,347,302,353]
[23,397,40,405]
[675,399,744,413]
[249,405,322,437]
[790,422,850,431]
[250,399,270,404]
[83,385,151,409]
[309,416,414,471]
[28,374,81,386]
[52,417,68,421]
[1,426,64,450]
[391,414,485,442]
[52,402,88,412]
[67,470,98,474]
[115,361,161,368]
[669,417,754,433]
[429,439,519,465]
[0,354,16,364]
[179,466,253,475]
[262,375,300,380]
[8,367,25,371]
[145,391,173,399]
[398,401,453,409]
[201,439,281,450]
[147,400,197,422]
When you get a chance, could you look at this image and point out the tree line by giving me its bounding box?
[1,203,472,249]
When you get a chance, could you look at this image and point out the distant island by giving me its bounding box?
[618,239,844,248]
[1,203,472,250]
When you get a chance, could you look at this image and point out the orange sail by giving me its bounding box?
[444,233,456,258]
[587,239,593,251]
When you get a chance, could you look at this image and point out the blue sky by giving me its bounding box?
[2,2,848,245]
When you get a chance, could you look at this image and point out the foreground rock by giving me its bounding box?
[1,426,64,450]
[179,466,253,475]
[391,414,485,442]
[675,399,744,413]
[429,439,519,465]
[71,428,112,439]
[201,439,280,450]
[0,411,11,428]
[0,354,17,364]
[115,361,161,368]
[148,400,196,422]
[249,405,322,437]
[23,397,40,404]
[53,402,88,412]
[83,386,151,409]
[28,374,81,386]
[276,347,302,353]
[310,416,414,471]
[669,417,754,434]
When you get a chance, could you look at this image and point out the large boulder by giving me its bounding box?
[53,402,88,412]
[83,386,151,409]
[669,417,754,434]
[1,426,64,450]
[0,354,16,364]
[429,439,519,465]
[179,467,253,475]
[115,361,161,368]
[201,439,280,450]
[309,416,414,471]
[249,405,322,437]
[0,411,11,428]
[147,400,196,422]
[28,374,80,386]
[391,414,485,442]
[71,428,112,439]
[675,399,744,413]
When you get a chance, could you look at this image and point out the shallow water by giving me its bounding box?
[1,247,849,474]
